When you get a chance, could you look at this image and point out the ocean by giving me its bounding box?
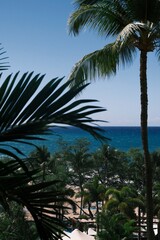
[12,126,160,156]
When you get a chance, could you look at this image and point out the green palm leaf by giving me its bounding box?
[68,1,127,37]
[68,40,136,85]
[68,44,118,85]
[0,72,107,152]
[0,44,9,71]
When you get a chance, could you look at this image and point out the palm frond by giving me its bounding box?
[68,43,118,84]
[155,44,160,61]
[105,188,120,199]
[68,40,136,85]
[0,160,75,240]
[0,72,107,157]
[69,0,133,37]
[127,0,160,23]
[12,182,75,240]
[0,44,9,71]
[116,23,140,44]
[74,0,100,6]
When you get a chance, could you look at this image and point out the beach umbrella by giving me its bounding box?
[88,228,96,236]
[71,229,94,240]
[62,229,95,240]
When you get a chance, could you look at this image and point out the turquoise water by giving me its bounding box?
[10,126,160,155]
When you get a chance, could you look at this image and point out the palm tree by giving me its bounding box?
[83,176,106,218]
[60,138,93,214]
[68,0,160,238]
[93,144,129,187]
[127,149,145,193]
[97,209,136,240]
[105,186,144,220]
[29,146,51,181]
[0,72,107,239]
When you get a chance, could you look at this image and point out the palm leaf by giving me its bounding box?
[11,181,75,240]
[0,160,75,240]
[0,44,9,71]
[0,72,107,156]
[68,39,137,85]
[68,44,118,85]
[68,1,128,37]
[0,72,107,239]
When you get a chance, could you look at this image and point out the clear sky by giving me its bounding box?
[0,0,160,126]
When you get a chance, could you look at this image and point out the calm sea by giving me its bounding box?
[13,126,160,155]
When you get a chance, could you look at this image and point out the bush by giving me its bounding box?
[0,203,38,240]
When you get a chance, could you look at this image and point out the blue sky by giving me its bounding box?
[0,0,160,126]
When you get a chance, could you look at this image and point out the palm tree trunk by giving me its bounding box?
[79,183,84,215]
[87,201,94,219]
[140,50,154,239]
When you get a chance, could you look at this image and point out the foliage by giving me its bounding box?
[104,186,144,219]
[68,0,160,84]
[92,144,130,187]
[97,210,136,240]
[151,150,160,184]
[0,72,107,163]
[83,175,106,218]
[0,203,38,240]
[0,44,9,71]
[51,138,93,187]
[0,158,76,240]
[127,149,145,193]
[0,72,107,240]
[29,146,52,182]
[26,139,160,238]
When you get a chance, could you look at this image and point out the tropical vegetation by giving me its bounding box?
[1,126,160,239]
[68,0,160,238]
[23,138,160,239]
[0,202,38,240]
[37,139,160,240]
